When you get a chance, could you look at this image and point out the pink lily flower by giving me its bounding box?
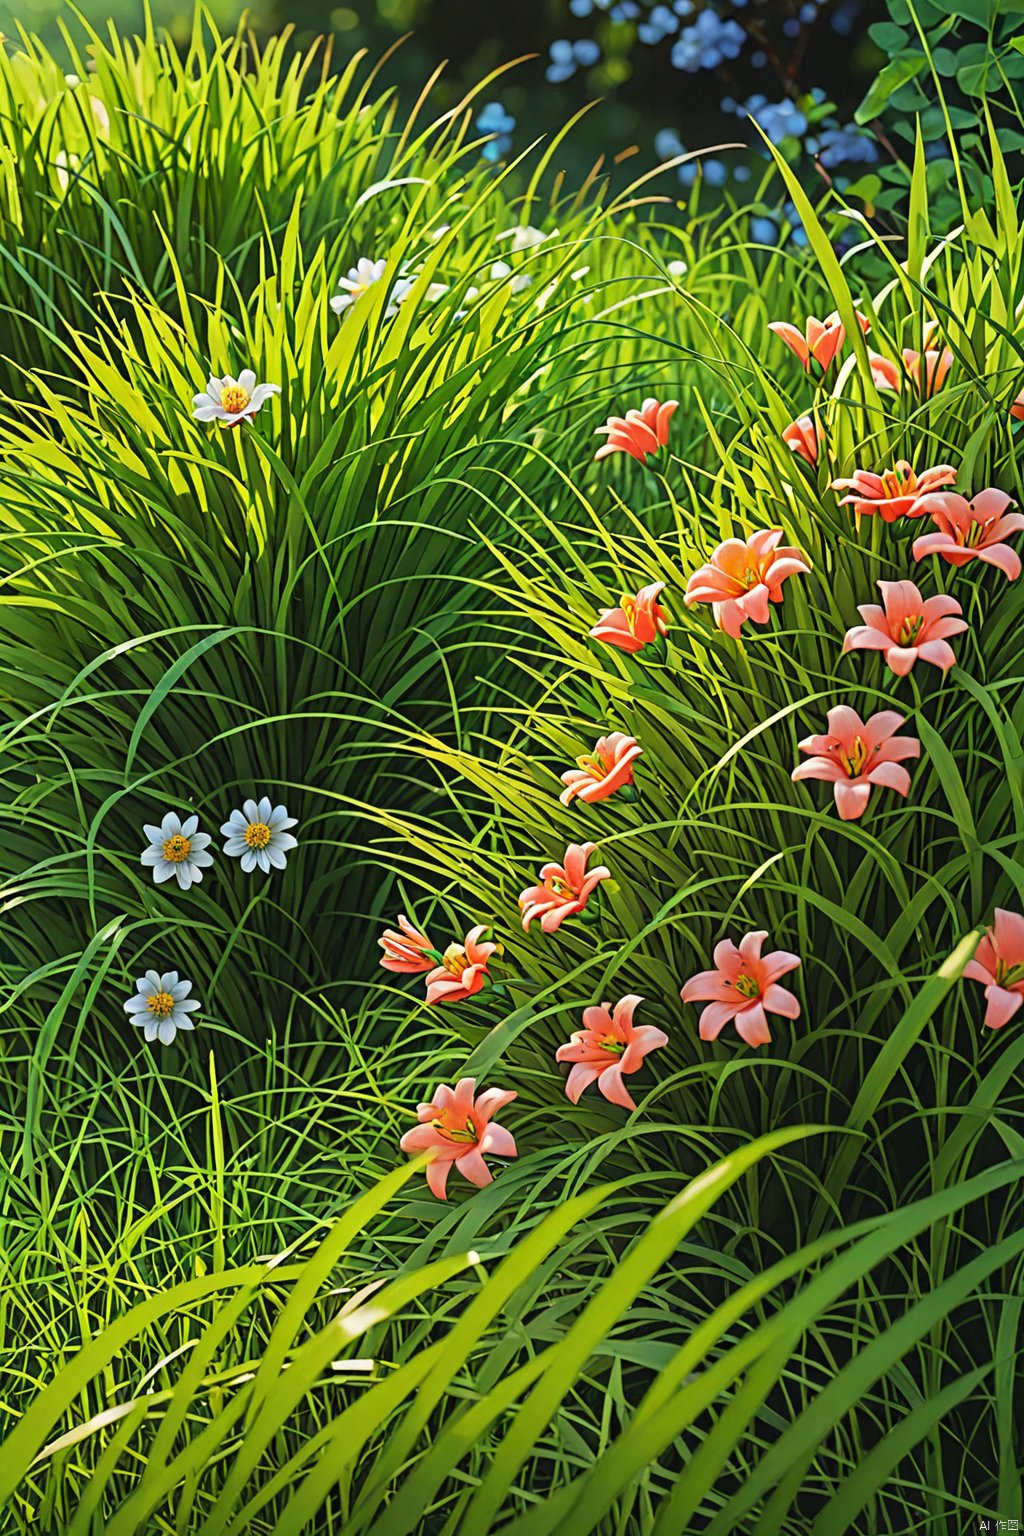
[769,309,869,372]
[680,931,801,1048]
[595,398,678,464]
[843,580,966,677]
[870,323,953,396]
[399,1077,517,1200]
[379,913,435,973]
[782,414,824,466]
[590,581,669,654]
[683,528,811,641]
[792,705,920,821]
[830,461,957,524]
[963,909,1024,1030]
[518,841,611,934]
[560,732,643,806]
[556,994,668,1110]
[424,926,500,1004]
[1010,389,1024,423]
[911,489,1023,580]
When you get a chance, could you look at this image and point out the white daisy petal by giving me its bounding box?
[272,832,298,853]
[266,844,288,870]
[243,799,259,823]
[144,1020,159,1041]
[191,850,214,867]
[143,823,163,844]
[189,833,212,850]
[256,849,271,874]
[241,849,258,872]
[160,971,178,991]
[176,866,194,890]
[158,1020,177,1045]
[140,847,162,867]
[144,970,161,992]
[238,368,256,393]
[153,861,176,882]
[125,995,150,1014]
[160,812,181,837]
[257,796,272,823]
[180,998,201,1012]
[223,837,248,856]
[180,815,199,839]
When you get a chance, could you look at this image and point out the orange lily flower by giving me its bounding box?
[559,732,642,805]
[594,398,678,464]
[556,995,667,1110]
[518,841,611,934]
[590,581,668,654]
[399,1077,517,1199]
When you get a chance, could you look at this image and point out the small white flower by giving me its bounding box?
[490,259,532,294]
[667,259,689,279]
[331,257,388,316]
[221,796,298,875]
[124,970,200,1046]
[498,225,555,252]
[141,812,214,891]
[192,370,280,429]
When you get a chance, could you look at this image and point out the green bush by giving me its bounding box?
[0,12,1022,1536]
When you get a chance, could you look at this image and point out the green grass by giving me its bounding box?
[0,12,1022,1536]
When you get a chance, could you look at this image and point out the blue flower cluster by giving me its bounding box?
[569,0,641,14]
[740,94,807,144]
[655,126,753,188]
[671,8,746,73]
[476,101,516,164]
[750,201,809,248]
[816,124,879,168]
[546,37,602,83]
[638,4,678,44]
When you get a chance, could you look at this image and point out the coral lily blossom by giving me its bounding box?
[830,461,957,524]
[590,581,668,654]
[560,732,642,805]
[782,415,824,466]
[595,398,678,464]
[684,528,811,640]
[792,705,920,821]
[910,490,1023,580]
[399,1077,517,1200]
[870,323,952,397]
[379,914,435,973]
[769,309,869,372]
[1011,389,1024,423]
[424,926,501,1004]
[681,932,801,1048]
[963,910,1024,1031]
[556,995,668,1110]
[843,580,966,677]
[519,842,611,933]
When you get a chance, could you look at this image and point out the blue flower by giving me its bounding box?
[638,3,678,42]
[477,101,516,162]
[655,126,685,159]
[609,0,640,17]
[816,124,879,168]
[671,10,745,72]
[743,95,808,144]
[750,215,778,244]
[545,37,603,83]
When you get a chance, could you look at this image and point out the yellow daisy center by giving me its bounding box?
[147,991,175,1019]
[162,834,192,864]
[220,384,251,415]
[244,821,272,850]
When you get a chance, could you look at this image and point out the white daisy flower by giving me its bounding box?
[331,257,388,316]
[124,970,200,1046]
[140,811,214,891]
[490,259,532,294]
[221,796,298,874]
[192,370,280,429]
[498,225,555,252]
